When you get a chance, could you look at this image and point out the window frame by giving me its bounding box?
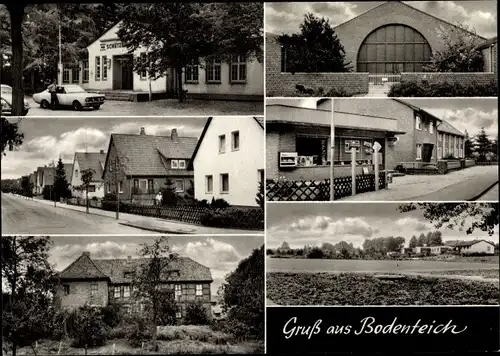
[219,135,226,154]
[95,56,101,81]
[205,175,213,193]
[63,284,70,296]
[114,286,121,298]
[195,284,203,296]
[175,179,185,193]
[63,68,70,84]
[140,53,148,80]
[205,56,222,84]
[220,173,229,193]
[185,63,199,83]
[415,115,422,130]
[231,130,240,151]
[83,60,89,83]
[171,160,179,169]
[230,55,247,83]
[102,55,108,81]
[119,181,124,194]
[90,282,98,296]
[416,144,423,160]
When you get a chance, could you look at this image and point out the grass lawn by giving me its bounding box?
[426,269,500,279]
[12,325,263,355]
[267,272,500,306]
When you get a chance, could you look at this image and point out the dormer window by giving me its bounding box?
[171,160,186,169]
[416,115,422,130]
[429,121,434,134]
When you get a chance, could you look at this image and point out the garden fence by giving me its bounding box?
[266,172,386,201]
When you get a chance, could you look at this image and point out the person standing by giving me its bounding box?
[47,79,59,110]
[155,191,163,206]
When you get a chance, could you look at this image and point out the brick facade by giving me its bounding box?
[333,2,486,71]
[265,33,369,96]
[401,72,497,86]
[57,280,109,309]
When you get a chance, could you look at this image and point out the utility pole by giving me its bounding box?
[330,98,335,201]
[58,16,62,85]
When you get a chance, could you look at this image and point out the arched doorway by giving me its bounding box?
[357,24,432,77]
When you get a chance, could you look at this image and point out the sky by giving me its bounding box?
[2,116,222,180]
[265,1,497,38]
[266,98,498,138]
[266,203,499,249]
[46,235,263,296]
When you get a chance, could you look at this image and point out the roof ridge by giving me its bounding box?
[111,133,199,139]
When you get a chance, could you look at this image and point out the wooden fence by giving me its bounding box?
[266,173,386,201]
[101,201,264,230]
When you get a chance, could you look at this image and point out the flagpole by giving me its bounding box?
[330,98,335,201]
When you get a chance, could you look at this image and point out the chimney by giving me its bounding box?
[140,127,146,135]
[100,149,104,154]
[171,128,178,142]
[82,251,90,257]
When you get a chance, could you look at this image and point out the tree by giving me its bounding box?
[279,241,290,251]
[492,137,498,158]
[1,117,24,158]
[53,157,71,201]
[464,129,473,157]
[278,13,352,74]
[409,235,418,249]
[429,231,443,246]
[117,3,263,103]
[220,245,263,340]
[256,181,264,211]
[424,23,484,72]
[79,168,95,214]
[474,128,492,161]
[417,233,427,246]
[132,236,179,349]
[19,175,33,197]
[399,203,498,236]
[1,236,57,356]
[161,178,178,206]
[184,300,211,325]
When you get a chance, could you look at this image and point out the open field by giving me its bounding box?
[427,269,499,279]
[11,325,263,355]
[266,257,499,274]
[267,272,500,306]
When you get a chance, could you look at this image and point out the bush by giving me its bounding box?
[210,197,230,209]
[68,306,108,348]
[388,80,498,97]
[184,301,211,325]
[125,316,152,348]
[307,247,324,259]
[101,304,122,328]
[200,209,252,229]
[294,85,354,97]
[266,249,275,255]
[394,165,406,174]
[42,185,53,201]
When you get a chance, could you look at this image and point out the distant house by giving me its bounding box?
[445,240,495,255]
[102,127,198,202]
[189,117,264,207]
[70,151,107,198]
[429,245,452,255]
[35,166,54,195]
[55,251,213,321]
[29,171,37,195]
[400,247,413,255]
[413,246,431,255]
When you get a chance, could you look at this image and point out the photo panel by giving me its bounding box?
[1,116,265,235]
[265,98,498,202]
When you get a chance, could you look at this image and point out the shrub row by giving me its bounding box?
[388,80,498,97]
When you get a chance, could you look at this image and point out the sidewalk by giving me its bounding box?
[23,195,263,235]
[340,165,498,201]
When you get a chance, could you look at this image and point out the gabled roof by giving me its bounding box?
[188,117,264,169]
[74,152,107,182]
[392,99,443,124]
[437,120,464,137]
[59,252,109,280]
[104,133,198,177]
[477,36,497,50]
[445,239,495,247]
[58,252,212,284]
[87,21,124,49]
[333,1,486,41]
[63,164,73,182]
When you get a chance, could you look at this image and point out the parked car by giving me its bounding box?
[1,84,30,116]
[32,84,105,111]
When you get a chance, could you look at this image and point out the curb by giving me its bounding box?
[468,181,499,201]
[118,221,195,234]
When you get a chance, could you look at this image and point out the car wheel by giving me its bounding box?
[73,101,83,111]
[41,100,50,109]
[92,105,101,110]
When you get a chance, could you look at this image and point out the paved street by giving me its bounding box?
[2,194,156,234]
[477,183,499,201]
[2,193,262,235]
[341,165,498,201]
[25,96,263,116]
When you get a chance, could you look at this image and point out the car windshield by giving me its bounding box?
[64,85,86,93]
[1,86,13,94]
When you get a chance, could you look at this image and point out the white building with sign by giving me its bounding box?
[59,21,264,101]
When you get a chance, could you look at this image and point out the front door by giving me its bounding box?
[121,56,133,90]
[422,144,434,162]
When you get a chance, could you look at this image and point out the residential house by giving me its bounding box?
[55,251,213,321]
[83,21,263,100]
[189,117,264,207]
[445,240,496,255]
[429,245,453,255]
[477,36,497,73]
[102,127,198,202]
[266,99,405,182]
[35,166,54,195]
[29,171,37,195]
[413,246,431,255]
[70,151,107,199]
[400,247,413,255]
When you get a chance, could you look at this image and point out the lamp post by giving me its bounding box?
[330,98,335,201]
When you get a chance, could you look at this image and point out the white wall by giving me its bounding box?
[461,241,495,255]
[183,59,264,96]
[70,159,105,199]
[87,23,166,92]
[193,117,264,206]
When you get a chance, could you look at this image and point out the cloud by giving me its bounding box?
[439,109,498,138]
[395,217,431,232]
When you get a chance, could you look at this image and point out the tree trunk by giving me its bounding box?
[176,67,183,103]
[12,343,17,356]
[8,4,26,116]
[148,76,152,102]
[86,186,89,214]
